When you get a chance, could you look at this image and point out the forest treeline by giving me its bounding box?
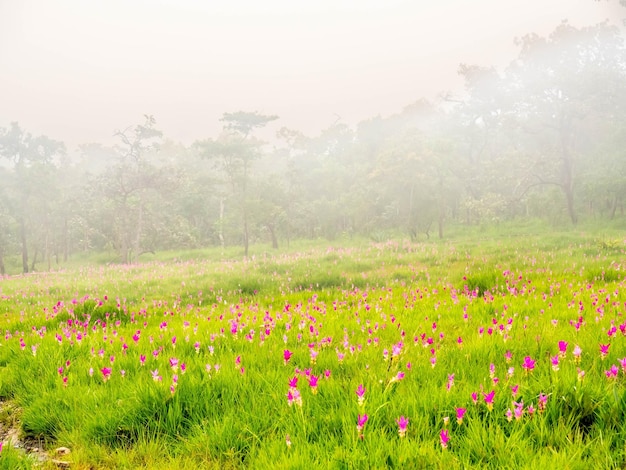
[1,21,625,273]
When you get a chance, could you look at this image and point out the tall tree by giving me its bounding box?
[0,123,65,273]
[195,111,278,256]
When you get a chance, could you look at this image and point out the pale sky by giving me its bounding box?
[0,0,622,150]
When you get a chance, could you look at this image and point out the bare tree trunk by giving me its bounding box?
[132,204,144,264]
[0,247,5,275]
[20,216,29,274]
[560,117,578,225]
[267,223,278,249]
[219,197,225,251]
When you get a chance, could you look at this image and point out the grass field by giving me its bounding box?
[0,227,625,468]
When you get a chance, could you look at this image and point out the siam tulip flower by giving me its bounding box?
[88,367,94,377]
[288,376,298,389]
[511,384,519,398]
[522,356,536,373]
[285,434,292,448]
[573,345,582,363]
[507,367,515,379]
[558,341,568,358]
[456,408,466,424]
[483,390,495,411]
[324,369,331,379]
[505,350,512,363]
[489,363,496,379]
[443,416,450,427]
[457,337,463,348]
[505,408,513,422]
[287,388,303,407]
[235,355,241,368]
[309,374,319,394]
[337,351,346,363]
[577,368,585,381]
[600,343,610,359]
[171,336,177,348]
[101,367,112,382]
[619,357,626,373]
[396,416,409,438]
[430,356,437,368]
[283,349,293,365]
[527,404,535,416]
[513,400,524,420]
[471,392,478,405]
[356,414,368,438]
[151,369,162,382]
[550,355,560,372]
[538,393,548,412]
[31,345,38,356]
[392,341,403,358]
[446,374,455,392]
[180,363,186,374]
[356,384,366,406]
[194,341,201,354]
[140,354,146,366]
[310,349,319,364]
[169,357,179,371]
[440,429,450,449]
[605,364,619,379]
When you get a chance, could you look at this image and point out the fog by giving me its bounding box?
[0,1,625,273]
[0,0,620,147]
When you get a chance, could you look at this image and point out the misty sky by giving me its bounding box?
[0,0,622,149]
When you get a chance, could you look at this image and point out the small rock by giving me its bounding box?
[51,458,71,468]
[55,446,71,455]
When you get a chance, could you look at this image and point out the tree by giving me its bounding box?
[95,115,167,263]
[195,111,278,257]
[0,123,65,273]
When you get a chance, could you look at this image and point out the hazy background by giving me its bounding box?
[1,0,621,148]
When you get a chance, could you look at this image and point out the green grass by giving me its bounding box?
[0,228,625,467]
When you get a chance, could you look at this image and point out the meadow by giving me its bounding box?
[0,228,625,469]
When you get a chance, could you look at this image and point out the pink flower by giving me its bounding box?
[169,357,179,371]
[558,341,568,358]
[283,349,293,365]
[396,416,409,438]
[550,355,560,371]
[446,374,455,391]
[605,364,619,379]
[600,343,610,359]
[440,429,450,449]
[471,392,478,405]
[139,354,146,366]
[522,356,535,372]
[356,384,366,406]
[357,414,368,437]
[309,374,319,394]
[101,367,112,382]
[287,389,302,407]
[538,393,548,412]
[456,408,466,424]
[483,390,495,411]
[573,345,582,362]
[288,376,298,389]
